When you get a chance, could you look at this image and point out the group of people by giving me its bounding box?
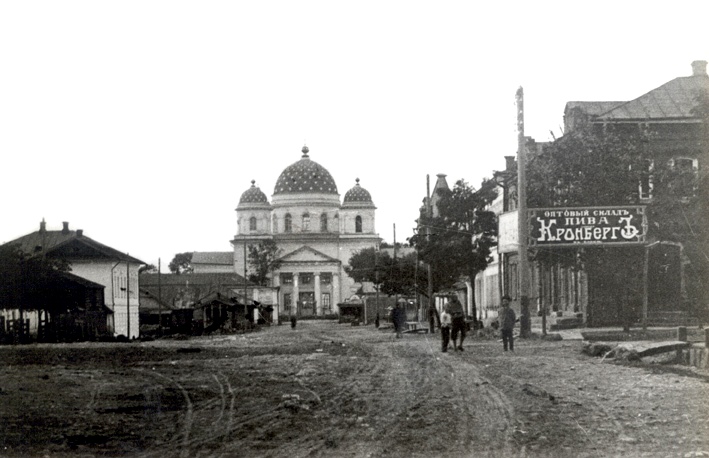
[391,295,518,353]
[439,294,517,353]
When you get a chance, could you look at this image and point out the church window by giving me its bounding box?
[285,214,292,233]
[281,273,293,284]
[320,213,328,232]
[272,215,278,233]
[302,213,310,231]
[355,215,363,233]
[320,273,332,284]
[321,293,331,311]
[249,217,257,231]
[300,273,313,285]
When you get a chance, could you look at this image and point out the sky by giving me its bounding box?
[1,1,708,271]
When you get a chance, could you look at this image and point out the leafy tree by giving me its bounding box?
[247,240,283,286]
[168,252,194,275]
[409,178,499,323]
[345,248,425,297]
[139,264,158,274]
[0,243,71,340]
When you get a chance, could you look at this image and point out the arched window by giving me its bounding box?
[285,213,292,233]
[355,215,363,233]
[249,217,257,231]
[320,213,328,232]
[272,214,278,233]
[302,213,310,231]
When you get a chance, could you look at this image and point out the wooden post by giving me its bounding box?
[516,87,531,338]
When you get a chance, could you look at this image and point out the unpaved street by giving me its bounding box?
[1,321,708,458]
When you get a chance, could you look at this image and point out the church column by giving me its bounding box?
[332,273,341,314]
[292,274,299,316]
[271,289,279,324]
[314,272,322,316]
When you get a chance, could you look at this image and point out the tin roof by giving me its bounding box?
[597,72,709,121]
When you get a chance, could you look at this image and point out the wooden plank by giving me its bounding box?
[616,341,691,357]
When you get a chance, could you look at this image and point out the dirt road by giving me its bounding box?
[1,320,708,457]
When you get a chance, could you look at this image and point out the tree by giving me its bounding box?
[168,252,194,275]
[139,264,158,274]
[409,178,499,323]
[345,248,426,297]
[0,243,71,340]
[247,240,283,286]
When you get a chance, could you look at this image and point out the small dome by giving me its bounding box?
[343,178,372,203]
[273,146,338,195]
[239,180,269,204]
[342,178,375,208]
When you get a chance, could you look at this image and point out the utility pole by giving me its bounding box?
[158,257,162,336]
[243,241,248,319]
[426,175,435,333]
[516,87,531,337]
[126,260,131,340]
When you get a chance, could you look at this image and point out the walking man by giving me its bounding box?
[500,295,516,351]
[447,296,466,351]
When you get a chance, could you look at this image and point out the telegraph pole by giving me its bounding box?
[426,175,435,332]
[158,257,162,336]
[126,260,131,340]
[516,87,531,337]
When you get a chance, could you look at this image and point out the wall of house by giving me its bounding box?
[71,260,140,339]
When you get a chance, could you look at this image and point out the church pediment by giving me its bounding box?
[279,245,340,263]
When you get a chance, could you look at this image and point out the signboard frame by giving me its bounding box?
[528,205,647,248]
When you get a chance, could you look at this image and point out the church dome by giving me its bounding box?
[240,180,268,203]
[273,146,338,196]
[342,178,375,208]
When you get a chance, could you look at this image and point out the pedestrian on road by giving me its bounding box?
[290,305,297,329]
[440,304,452,352]
[448,296,466,351]
[500,295,516,351]
[391,299,407,338]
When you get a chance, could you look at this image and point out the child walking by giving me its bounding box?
[440,304,452,352]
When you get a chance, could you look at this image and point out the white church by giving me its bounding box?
[195,145,381,318]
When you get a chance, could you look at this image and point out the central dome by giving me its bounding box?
[273,146,338,195]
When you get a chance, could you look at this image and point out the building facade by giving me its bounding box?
[232,146,381,316]
[2,220,143,339]
[497,61,708,327]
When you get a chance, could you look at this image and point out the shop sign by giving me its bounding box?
[529,206,647,247]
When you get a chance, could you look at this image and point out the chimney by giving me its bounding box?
[39,219,46,234]
[62,221,70,234]
[77,229,83,237]
[691,60,707,77]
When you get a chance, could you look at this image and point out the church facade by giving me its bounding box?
[232,146,381,316]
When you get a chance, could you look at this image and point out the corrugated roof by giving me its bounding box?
[598,75,709,120]
[192,251,233,265]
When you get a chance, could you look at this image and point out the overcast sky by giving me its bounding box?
[1,1,707,270]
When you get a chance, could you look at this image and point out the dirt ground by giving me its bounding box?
[1,321,708,458]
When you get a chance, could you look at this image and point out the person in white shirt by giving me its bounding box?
[439,304,452,352]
